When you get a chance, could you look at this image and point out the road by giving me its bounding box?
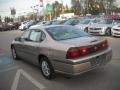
[0,30,120,90]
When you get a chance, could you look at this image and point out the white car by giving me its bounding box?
[29,21,47,28]
[88,19,114,36]
[75,19,100,32]
[19,21,28,30]
[111,24,120,37]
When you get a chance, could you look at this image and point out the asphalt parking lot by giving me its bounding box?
[0,30,120,90]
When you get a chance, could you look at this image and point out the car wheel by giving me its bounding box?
[105,28,111,36]
[40,57,55,79]
[11,47,19,60]
[84,27,88,33]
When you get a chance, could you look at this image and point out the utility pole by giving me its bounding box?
[61,0,64,17]
[87,0,89,14]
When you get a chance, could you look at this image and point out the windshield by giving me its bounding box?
[79,19,90,24]
[98,19,113,24]
[114,20,120,24]
[46,26,89,41]
[64,19,79,25]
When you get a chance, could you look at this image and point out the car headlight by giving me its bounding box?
[101,27,106,32]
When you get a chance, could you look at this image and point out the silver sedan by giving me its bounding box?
[11,25,112,79]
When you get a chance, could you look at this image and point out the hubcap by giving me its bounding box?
[106,29,111,35]
[41,61,50,76]
[12,48,16,59]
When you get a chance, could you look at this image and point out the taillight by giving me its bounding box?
[101,40,108,49]
[66,48,80,59]
[66,40,109,59]
[66,47,89,59]
[79,47,89,56]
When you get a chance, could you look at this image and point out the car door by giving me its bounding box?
[15,30,31,59]
[23,30,45,65]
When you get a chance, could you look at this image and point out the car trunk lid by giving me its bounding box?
[59,36,101,47]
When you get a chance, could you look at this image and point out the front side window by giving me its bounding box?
[29,30,42,42]
[21,30,30,39]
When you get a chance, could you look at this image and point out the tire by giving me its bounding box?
[105,28,111,36]
[11,46,19,60]
[84,27,88,33]
[40,57,55,79]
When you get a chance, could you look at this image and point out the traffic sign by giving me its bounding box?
[46,3,53,12]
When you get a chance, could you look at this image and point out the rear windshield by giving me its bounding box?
[46,26,89,41]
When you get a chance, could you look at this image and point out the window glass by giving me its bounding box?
[64,19,79,25]
[21,30,30,39]
[79,20,90,24]
[46,26,89,41]
[29,30,42,42]
[98,19,113,24]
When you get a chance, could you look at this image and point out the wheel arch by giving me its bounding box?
[84,27,88,32]
[106,27,111,30]
[11,44,14,49]
[38,54,49,64]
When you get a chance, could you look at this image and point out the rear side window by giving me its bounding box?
[29,30,42,42]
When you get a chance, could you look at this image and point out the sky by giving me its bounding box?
[0,0,71,18]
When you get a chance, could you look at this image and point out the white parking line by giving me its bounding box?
[11,69,46,90]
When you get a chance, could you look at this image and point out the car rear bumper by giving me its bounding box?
[53,47,112,76]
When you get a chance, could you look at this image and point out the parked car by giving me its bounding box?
[0,22,21,31]
[0,23,5,31]
[88,19,114,35]
[7,22,16,30]
[11,25,112,79]
[13,22,21,29]
[111,24,120,37]
[51,20,67,25]
[0,23,10,31]
[75,18,100,32]
[19,21,28,30]
[63,18,80,26]
[24,20,39,29]
[29,21,48,28]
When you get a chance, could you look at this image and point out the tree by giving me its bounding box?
[71,0,81,15]
[52,1,63,18]
[20,16,25,22]
[99,0,106,13]
[4,17,13,22]
[74,0,116,15]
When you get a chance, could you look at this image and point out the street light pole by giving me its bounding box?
[61,0,64,17]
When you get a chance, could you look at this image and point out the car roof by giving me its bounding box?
[29,25,70,30]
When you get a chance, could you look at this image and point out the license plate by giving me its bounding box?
[91,56,101,66]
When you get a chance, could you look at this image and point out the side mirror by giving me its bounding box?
[15,37,21,41]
